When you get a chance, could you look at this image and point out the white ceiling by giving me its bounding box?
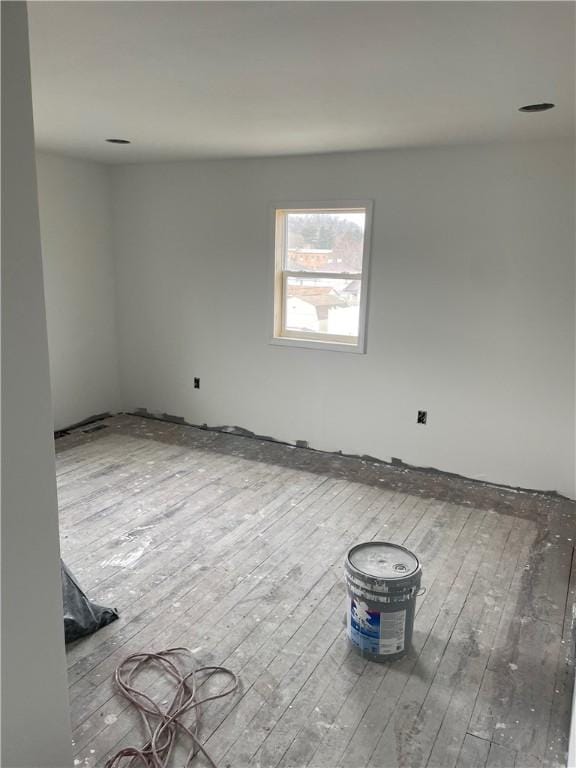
[28,1,575,164]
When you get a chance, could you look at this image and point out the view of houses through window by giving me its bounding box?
[274,207,369,347]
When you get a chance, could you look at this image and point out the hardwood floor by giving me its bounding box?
[56,415,575,768]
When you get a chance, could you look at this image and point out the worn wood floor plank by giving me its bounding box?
[468,494,572,764]
[304,502,473,768]
[54,416,575,768]
[95,486,403,763]
[364,513,515,768]
[455,734,490,767]
[69,478,376,753]
[69,479,350,746]
[425,514,533,768]
[486,742,517,768]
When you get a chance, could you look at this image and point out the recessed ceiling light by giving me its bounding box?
[518,103,555,113]
[105,138,131,144]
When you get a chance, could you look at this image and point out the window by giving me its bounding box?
[272,203,372,352]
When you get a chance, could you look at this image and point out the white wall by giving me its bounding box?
[1,3,73,766]
[36,152,120,430]
[110,141,575,498]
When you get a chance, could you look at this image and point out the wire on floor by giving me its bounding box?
[104,647,238,768]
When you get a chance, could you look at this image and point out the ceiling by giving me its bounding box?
[28,1,575,164]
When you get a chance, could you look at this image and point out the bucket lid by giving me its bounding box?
[347,541,420,580]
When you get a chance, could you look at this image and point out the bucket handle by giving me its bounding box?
[417,586,427,597]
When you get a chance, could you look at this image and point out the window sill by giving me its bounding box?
[269,336,366,354]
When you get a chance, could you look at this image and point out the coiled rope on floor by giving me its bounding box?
[104,647,238,768]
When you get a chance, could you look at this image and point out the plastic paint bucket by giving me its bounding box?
[345,541,422,662]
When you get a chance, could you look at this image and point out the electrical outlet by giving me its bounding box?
[194,378,200,389]
[417,410,427,425]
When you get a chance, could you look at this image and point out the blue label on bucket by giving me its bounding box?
[348,597,406,655]
[348,597,381,654]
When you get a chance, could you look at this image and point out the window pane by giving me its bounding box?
[284,276,361,338]
[285,210,365,273]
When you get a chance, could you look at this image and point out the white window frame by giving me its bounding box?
[270,201,373,354]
